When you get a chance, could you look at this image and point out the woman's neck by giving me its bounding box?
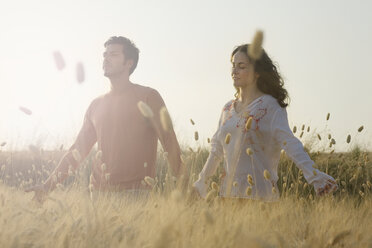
[238,84,264,105]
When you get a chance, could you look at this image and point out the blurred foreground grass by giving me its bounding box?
[0,132,371,247]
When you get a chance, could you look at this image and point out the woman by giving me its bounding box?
[193,44,337,201]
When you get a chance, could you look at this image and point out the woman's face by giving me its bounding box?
[231,51,258,89]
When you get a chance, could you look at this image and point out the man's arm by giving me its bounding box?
[146,89,183,177]
[26,103,97,201]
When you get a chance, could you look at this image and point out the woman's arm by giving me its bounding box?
[271,107,337,195]
[193,111,225,198]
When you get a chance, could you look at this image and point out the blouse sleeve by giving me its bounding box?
[193,110,224,198]
[271,107,338,195]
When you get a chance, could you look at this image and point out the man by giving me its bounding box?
[26,36,182,201]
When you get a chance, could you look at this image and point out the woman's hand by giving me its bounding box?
[316,179,338,196]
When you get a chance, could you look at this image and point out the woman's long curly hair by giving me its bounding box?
[231,44,289,108]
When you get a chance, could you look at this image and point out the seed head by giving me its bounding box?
[96,150,102,160]
[72,149,81,162]
[144,176,156,187]
[160,107,172,131]
[292,126,297,133]
[137,101,154,118]
[247,174,254,186]
[53,51,65,70]
[307,126,310,132]
[207,138,211,143]
[19,106,33,115]
[0,142,6,147]
[246,148,253,156]
[317,134,322,140]
[300,132,304,138]
[346,135,351,144]
[263,170,271,180]
[303,183,308,189]
[245,186,252,196]
[366,181,371,188]
[301,124,305,131]
[331,138,336,145]
[180,155,186,164]
[211,182,219,191]
[280,149,286,156]
[349,175,356,183]
[233,181,238,187]
[245,116,253,130]
[194,131,199,141]
[326,113,330,121]
[248,30,264,60]
[76,62,85,83]
[190,119,195,125]
[225,133,231,144]
[358,126,364,132]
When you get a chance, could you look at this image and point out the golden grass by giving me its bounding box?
[0,184,371,247]
[0,128,371,247]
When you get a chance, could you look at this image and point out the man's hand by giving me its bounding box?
[189,185,201,201]
[25,184,48,203]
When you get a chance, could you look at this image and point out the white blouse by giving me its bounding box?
[193,94,337,201]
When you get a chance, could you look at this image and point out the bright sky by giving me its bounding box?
[0,0,371,152]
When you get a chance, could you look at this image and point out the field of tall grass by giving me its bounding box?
[0,125,371,248]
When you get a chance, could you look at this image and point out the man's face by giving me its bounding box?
[102,44,132,78]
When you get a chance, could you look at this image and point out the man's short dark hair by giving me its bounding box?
[104,36,140,75]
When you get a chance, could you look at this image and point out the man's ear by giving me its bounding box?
[125,59,134,71]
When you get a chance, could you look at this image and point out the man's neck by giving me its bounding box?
[109,75,132,92]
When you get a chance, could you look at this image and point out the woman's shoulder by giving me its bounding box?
[222,99,235,112]
[262,94,283,111]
